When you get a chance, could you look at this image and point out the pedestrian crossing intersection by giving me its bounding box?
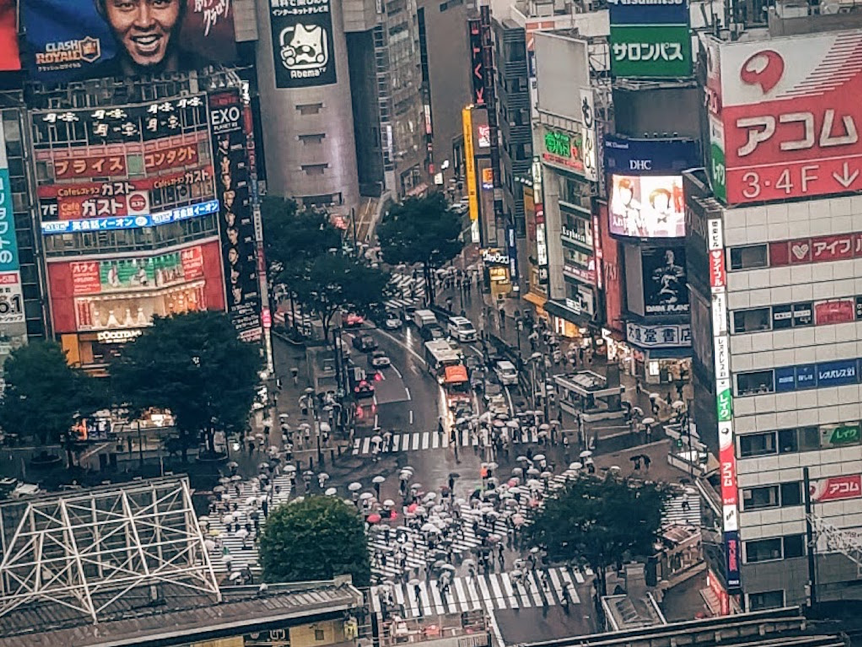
[385,273,426,311]
[370,566,588,618]
[352,428,544,455]
[203,474,294,573]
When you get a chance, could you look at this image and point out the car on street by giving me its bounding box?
[447,316,477,342]
[487,394,508,416]
[495,360,519,386]
[383,312,403,330]
[354,379,375,399]
[465,355,483,373]
[370,350,391,368]
[420,324,445,342]
[344,313,365,328]
[352,334,378,352]
[482,381,503,403]
[470,369,485,392]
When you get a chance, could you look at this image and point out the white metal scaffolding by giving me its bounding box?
[0,476,220,624]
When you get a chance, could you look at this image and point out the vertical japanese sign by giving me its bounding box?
[462,107,480,243]
[270,0,337,89]
[468,19,485,106]
[580,89,598,183]
[209,90,262,342]
[0,120,22,328]
[707,215,739,590]
[608,0,691,79]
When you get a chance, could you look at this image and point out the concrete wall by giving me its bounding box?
[254,0,360,214]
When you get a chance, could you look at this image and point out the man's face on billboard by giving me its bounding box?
[105,0,181,69]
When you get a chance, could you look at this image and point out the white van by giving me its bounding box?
[413,309,437,329]
[447,316,477,342]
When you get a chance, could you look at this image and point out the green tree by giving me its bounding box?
[259,497,371,586]
[293,254,390,342]
[525,476,667,597]
[112,311,261,461]
[377,193,464,304]
[0,341,105,446]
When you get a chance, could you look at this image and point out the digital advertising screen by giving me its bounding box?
[609,174,685,238]
[641,246,689,315]
[270,0,337,89]
[21,0,237,83]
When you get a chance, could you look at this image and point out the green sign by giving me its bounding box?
[709,117,727,202]
[828,424,861,446]
[542,128,584,173]
[609,25,692,78]
[716,389,733,423]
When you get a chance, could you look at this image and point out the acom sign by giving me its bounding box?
[708,29,862,205]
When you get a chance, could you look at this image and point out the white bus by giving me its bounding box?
[424,340,462,381]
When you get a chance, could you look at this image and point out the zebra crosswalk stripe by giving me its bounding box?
[371,567,585,618]
[351,429,539,456]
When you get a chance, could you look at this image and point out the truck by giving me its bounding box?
[413,309,437,329]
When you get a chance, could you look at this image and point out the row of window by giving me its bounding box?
[742,482,802,510]
[737,425,843,458]
[735,357,860,396]
[745,534,806,563]
[732,297,862,334]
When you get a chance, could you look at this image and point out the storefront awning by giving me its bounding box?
[523,291,548,309]
[544,300,591,326]
[642,346,692,359]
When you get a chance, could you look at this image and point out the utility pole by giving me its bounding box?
[803,466,818,608]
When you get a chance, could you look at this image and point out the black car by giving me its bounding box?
[420,325,445,342]
[352,334,378,352]
[354,379,375,399]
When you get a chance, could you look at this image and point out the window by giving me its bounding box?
[729,245,768,270]
[780,482,802,507]
[779,427,820,453]
[737,370,774,396]
[302,164,328,176]
[743,485,779,510]
[739,432,777,457]
[749,590,784,611]
[314,629,326,641]
[299,133,325,145]
[733,308,771,333]
[297,103,323,115]
[783,534,805,558]
[745,538,782,563]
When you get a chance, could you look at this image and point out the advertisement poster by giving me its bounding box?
[542,127,584,174]
[610,174,685,238]
[641,246,689,315]
[604,136,699,175]
[0,0,19,71]
[716,31,862,204]
[22,0,237,83]
[814,299,855,326]
[270,0,337,89]
[810,474,862,502]
[209,91,261,340]
[0,272,23,325]
[609,25,692,78]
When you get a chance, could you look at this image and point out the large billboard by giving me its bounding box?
[609,174,685,238]
[641,246,689,315]
[46,240,225,334]
[0,0,19,71]
[209,90,262,341]
[710,30,862,205]
[270,0,337,89]
[608,0,691,79]
[22,0,237,83]
[604,136,699,176]
[0,120,22,330]
[32,97,218,236]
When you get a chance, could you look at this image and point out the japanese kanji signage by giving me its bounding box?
[610,25,692,78]
[270,0,337,89]
[541,127,584,173]
[708,30,862,205]
[625,322,691,348]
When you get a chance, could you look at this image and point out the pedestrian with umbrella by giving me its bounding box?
[373,475,386,498]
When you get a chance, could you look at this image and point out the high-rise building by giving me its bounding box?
[688,10,862,610]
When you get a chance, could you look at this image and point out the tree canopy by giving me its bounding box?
[378,193,463,303]
[259,497,371,586]
[525,476,667,594]
[0,341,104,445]
[111,311,261,459]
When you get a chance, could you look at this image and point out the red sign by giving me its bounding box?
[144,144,198,172]
[718,32,862,204]
[709,249,726,288]
[54,155,127,180]
[814,299,855,325]
[810,474,862,502]
[262,307,272,329]
[70,262,101,295]
[181,246,205,280]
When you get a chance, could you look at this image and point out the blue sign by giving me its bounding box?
[796,365,817,389]
[775,367,796,392]
[817,359,858,387]
[604,136,699,175]
[724,530,741,589]
[607,0,689,25]
[41,200,219,236]
[0,169,18,273]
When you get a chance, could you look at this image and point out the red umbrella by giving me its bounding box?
[407,502,419,513]
[367,513,382,524]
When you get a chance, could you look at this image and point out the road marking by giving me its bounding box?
[409,410,414,425]
[392,365,403,379]
[374,414,379,429]
[411,365,421,375]
[504,386,514,417]
[488,573,506,609]
[375,328,425,363]
[500,572,518,608]
[405,387,412,400]
[373,396,378,405]
[412,434,420,451]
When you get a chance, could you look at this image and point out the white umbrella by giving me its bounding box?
[236,528,249,539]
[540,471,553,479]
[569,462,583,470]
[229,571,242,581]
[318,472,330,481]
[383,499,395,507]
[372,435,383,443]
[325,487,338,496]
[580,450,593,458]
[506,420,520,429]
[479,411,493,423]
[223,514,234,524]
[672,400,686,409]
[642,417,656,425]
[649,392,660,400]
[204,539,216,550]
[359,492,375,501]
[348,482,363,492]
[533,454,546,462]
[486,462,499,470]
[422,523,440,533]
[285,464,297,473]
[320,421,332,432]
[372,475,386,484]
[424,492,438,501]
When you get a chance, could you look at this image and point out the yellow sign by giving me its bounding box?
[462,106,479,223]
